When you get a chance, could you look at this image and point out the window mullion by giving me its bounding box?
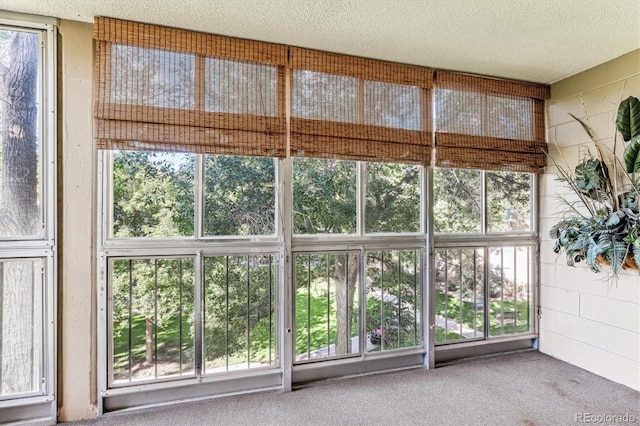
[195,154,204,239]
[481,170,487,235]
[357,162,365,236]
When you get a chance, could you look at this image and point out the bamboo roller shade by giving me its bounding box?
[434,70,548,173]
[95,17,549,171]
[289,47,433,165]
[94,17,287,157]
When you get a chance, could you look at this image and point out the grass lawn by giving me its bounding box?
[113,286,529,379]
[435,290,531,342]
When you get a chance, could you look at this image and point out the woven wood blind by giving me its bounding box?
[289,47,433,164]
[94,17,287,157]
[434,71,549,173]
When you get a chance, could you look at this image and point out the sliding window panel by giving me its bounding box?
[365,250,421,352]
[488,246,533,338]
[294,252,359,362]
[110,258,195,386]
[202,255,276,373]
[434,248,484,344]
[0,258,44,397]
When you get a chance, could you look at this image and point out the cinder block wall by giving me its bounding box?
[540,50,640,391]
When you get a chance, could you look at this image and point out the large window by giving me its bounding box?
[433,168,533,234]
[291,159,423,365]
[433,167,535,345]
[106,152,279,388]
[0,17,56,423]
[96,18,544,413]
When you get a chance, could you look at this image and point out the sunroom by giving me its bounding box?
[0,1,638,424]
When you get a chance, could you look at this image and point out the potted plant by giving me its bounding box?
[549,95,640,277]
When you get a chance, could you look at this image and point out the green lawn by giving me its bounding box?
[434,290,531,343]
[112,314,194,379]
[113,286,530,378]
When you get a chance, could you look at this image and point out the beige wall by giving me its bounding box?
[57,19,97,420]
[540,50,640,391]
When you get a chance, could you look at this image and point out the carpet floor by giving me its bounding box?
[64,350,640,426]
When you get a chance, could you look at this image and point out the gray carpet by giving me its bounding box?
[65,351,640,426]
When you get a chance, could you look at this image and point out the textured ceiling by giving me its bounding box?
[1,0,639,84]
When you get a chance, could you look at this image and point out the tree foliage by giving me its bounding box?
[111,150,532,371]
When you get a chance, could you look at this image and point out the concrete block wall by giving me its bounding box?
[540,50,640,391]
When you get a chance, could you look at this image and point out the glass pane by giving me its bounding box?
[364,81,421,130]
[111,258,195,384]
[433,168,481,233]
[365,162,420,233]
[202,255,276,373]
[112,151,194,238]
[489,246,533,338]
[435,88,483,135]
[110,45,195,109]
[293,158,356,235]
[487,95,534,140]
[0,258,43,396]
[205,58,277,115]
[0,30,41,238]
[434,248,484,344]
[292,70,359,122]
[366,250,421,352]
[294,253,359,361]
[487,171,532,232]
[204,155,275,236]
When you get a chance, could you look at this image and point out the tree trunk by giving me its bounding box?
[0,33,39,236]
[145,318,154,364]
[334,253,358,355]
[0,33,40,396]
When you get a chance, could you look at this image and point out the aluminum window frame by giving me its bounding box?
[0,12,57,425]
[98,151,284,413]
[431,167,539,353]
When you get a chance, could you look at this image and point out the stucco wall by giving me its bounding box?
[57,19,97,420]
[540,50,640,391]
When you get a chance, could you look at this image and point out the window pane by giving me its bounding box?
[365,162,420,233]
[204,155,275,236]
[487,95,534,140]
[434,248,484,344]
[294,253,359,361]
[489,246,533,338]
[433,168,481,233]
[366,250,421,352]
[111,258,195,384]
[0,30,41,238]
[205,58,277,116]
[293,158,356,235]
[0,258,43,396]
[292,70,359,122]
[435,88,483,136]
[487,171,532,232]
[364,81,421,130]
[202,255,276,373]
[110,45,195,109]
[112,151,194,238]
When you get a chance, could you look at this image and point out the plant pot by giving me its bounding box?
[595,253,638,270]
